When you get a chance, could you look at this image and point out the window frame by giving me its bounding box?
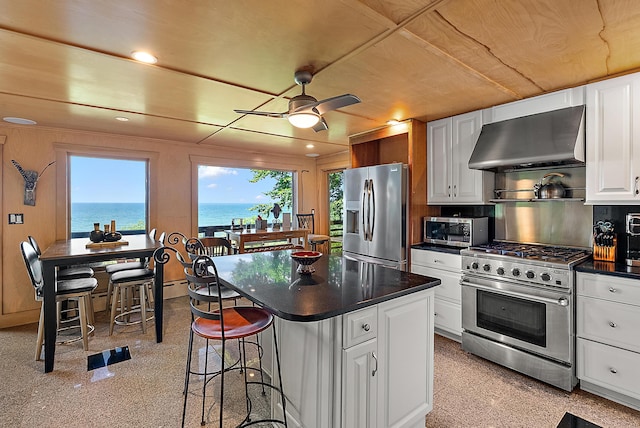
[54,143,158,240]
[190,154,305,239]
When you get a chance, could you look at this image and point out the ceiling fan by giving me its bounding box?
[234,69,361,132]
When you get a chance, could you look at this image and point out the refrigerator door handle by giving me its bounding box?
[369,179,375,241]
[362,179,369,241]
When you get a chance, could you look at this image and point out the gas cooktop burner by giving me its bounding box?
[468,242,591,264]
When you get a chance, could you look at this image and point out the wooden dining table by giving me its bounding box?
[224,227,309,253]
[39,234,163,373]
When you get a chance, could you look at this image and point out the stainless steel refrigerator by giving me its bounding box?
[343,163,408,270]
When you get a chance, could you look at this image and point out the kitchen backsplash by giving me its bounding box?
[593,205,640,262]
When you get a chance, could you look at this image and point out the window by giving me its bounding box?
[69,156,148,237]
[197,165,293,236]
[328,170,344,254]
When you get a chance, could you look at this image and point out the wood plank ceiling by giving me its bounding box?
[0,0,638,157]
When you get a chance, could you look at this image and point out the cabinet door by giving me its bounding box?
[377,290,434,427]
[427,118,452,204]
[452,111,485,203]
[342,339,378,428]
[586,74,640,202]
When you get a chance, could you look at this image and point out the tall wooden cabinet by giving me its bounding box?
[349,119,438,246]
[586,72,640,203]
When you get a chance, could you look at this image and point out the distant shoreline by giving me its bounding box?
[71,202,282,232]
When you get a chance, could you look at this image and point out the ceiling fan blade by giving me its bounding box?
[296,94,361,116]
[312,117,328,132]
[233,109,286,118]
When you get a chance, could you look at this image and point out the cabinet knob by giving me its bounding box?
[609,287,617,293]
[362,323,370,332]
[609,321,617,328]
[434,312,438,317]
[610,367,618,374]
[453,184,457,197]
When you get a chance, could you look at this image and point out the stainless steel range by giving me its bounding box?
[460,241,591,391]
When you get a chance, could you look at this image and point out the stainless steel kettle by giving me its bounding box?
[534,172,565,199]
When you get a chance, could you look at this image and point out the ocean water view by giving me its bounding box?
[71,202,275,233]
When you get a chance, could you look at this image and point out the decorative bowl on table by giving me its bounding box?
[103,232,123,242]
[290,251,322,274]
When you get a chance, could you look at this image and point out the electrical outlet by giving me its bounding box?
[8,213,24,224]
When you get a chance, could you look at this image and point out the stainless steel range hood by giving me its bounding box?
[468,105,585,172]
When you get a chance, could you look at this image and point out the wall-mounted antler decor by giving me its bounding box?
[11,160,55,206]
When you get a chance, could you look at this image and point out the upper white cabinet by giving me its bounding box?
[488,86,584,123]
[427,110,494,204]
[586,73,640,203]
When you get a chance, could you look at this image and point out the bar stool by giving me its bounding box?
[182,256,287,427]
[105,230,163,313]
[296,211,331,253]
[28,235,95,280]
[108,268,155,335]
[20,241,98,359]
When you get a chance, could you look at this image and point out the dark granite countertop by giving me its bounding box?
[211,250,441,322]
[410,243,463,255]
[575,259,640,280]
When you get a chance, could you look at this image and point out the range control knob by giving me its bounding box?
[483,264,491,272]
[526,271,535,279]
[512,268,521,277]
[540,273,551,282]
[496,267,505,275]
[471,262,479,270]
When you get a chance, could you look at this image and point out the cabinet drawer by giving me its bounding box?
[434,298,462,337]
[576,272,640,306]
[577,296,640,353]
[343,306,377,348]
[577,338,640,401]
[411,249,461,272]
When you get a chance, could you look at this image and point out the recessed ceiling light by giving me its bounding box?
[306,144,314,149]
[3,117,36,125]
[115,116,129,122]
[306,153,320,157]
[131,51,158,64]
[387,119,401,125]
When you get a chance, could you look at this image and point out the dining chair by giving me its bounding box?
[187,237,235,260]
[296,212,331,253]
[181,255,287,427]
[20,241,98,359]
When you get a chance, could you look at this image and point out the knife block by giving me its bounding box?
[593,236,616,262]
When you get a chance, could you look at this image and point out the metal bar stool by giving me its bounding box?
[296,211,331,253]
[108,268,155,335]
[182,256,287,427]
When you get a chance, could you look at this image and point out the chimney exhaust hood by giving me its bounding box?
[468,105,585,172]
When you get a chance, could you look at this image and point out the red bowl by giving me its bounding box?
[291,251,322,266]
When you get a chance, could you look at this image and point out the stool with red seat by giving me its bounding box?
[181,255,287,427]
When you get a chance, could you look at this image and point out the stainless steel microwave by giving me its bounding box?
[423,216,488,248]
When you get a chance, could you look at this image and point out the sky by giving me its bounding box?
[69,156,278,204]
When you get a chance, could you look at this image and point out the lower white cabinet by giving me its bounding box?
[271,288,435,428]
[576,272,640,411]
[411,249,462,340]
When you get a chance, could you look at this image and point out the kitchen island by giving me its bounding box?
[212,250,440,428]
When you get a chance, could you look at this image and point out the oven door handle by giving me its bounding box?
[461,280,570,307]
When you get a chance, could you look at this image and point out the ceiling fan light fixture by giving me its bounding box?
[288,112,320,128]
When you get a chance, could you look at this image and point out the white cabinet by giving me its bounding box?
[427,111,494,205]
[586,73,640,203]
[273,288,435,428]
[488,86,584,123]
[411,249,462,340]
[576,272,640,411]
